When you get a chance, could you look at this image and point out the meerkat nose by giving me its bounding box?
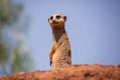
[53,20,55,23]
[53,20,57,24]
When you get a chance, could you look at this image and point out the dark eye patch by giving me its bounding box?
[50,16,53,20]
[56,15,61,19]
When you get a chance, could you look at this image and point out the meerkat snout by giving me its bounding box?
[48,14,67,29]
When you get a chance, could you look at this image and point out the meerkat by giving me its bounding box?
[48,13,72,69]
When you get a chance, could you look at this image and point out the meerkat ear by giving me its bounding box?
[64,16,67,22]
[48,18,50,22]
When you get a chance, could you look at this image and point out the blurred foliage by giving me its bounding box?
[0,0,23,25]
[0,0,32,75]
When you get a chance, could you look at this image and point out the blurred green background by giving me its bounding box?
[0,0,32,75]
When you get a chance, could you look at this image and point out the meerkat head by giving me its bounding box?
[48,13,67,29]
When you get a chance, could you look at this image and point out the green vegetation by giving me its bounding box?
[0,0,32,75]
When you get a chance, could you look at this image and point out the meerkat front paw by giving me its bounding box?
[50,60,52,66]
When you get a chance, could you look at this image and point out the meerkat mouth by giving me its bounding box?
[53,21,59,24]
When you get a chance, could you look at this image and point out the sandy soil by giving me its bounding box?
[0,64,120,80]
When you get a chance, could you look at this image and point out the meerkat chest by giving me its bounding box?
[54,37,68,50]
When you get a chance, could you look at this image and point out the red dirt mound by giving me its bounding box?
[0,64,120,80]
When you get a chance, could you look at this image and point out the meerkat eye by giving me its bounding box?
[50,16,53,20]
[56,15,61,19]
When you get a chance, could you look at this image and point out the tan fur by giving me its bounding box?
[48,13,72,69]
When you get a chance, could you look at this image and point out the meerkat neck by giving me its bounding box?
[52,27,66,42]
